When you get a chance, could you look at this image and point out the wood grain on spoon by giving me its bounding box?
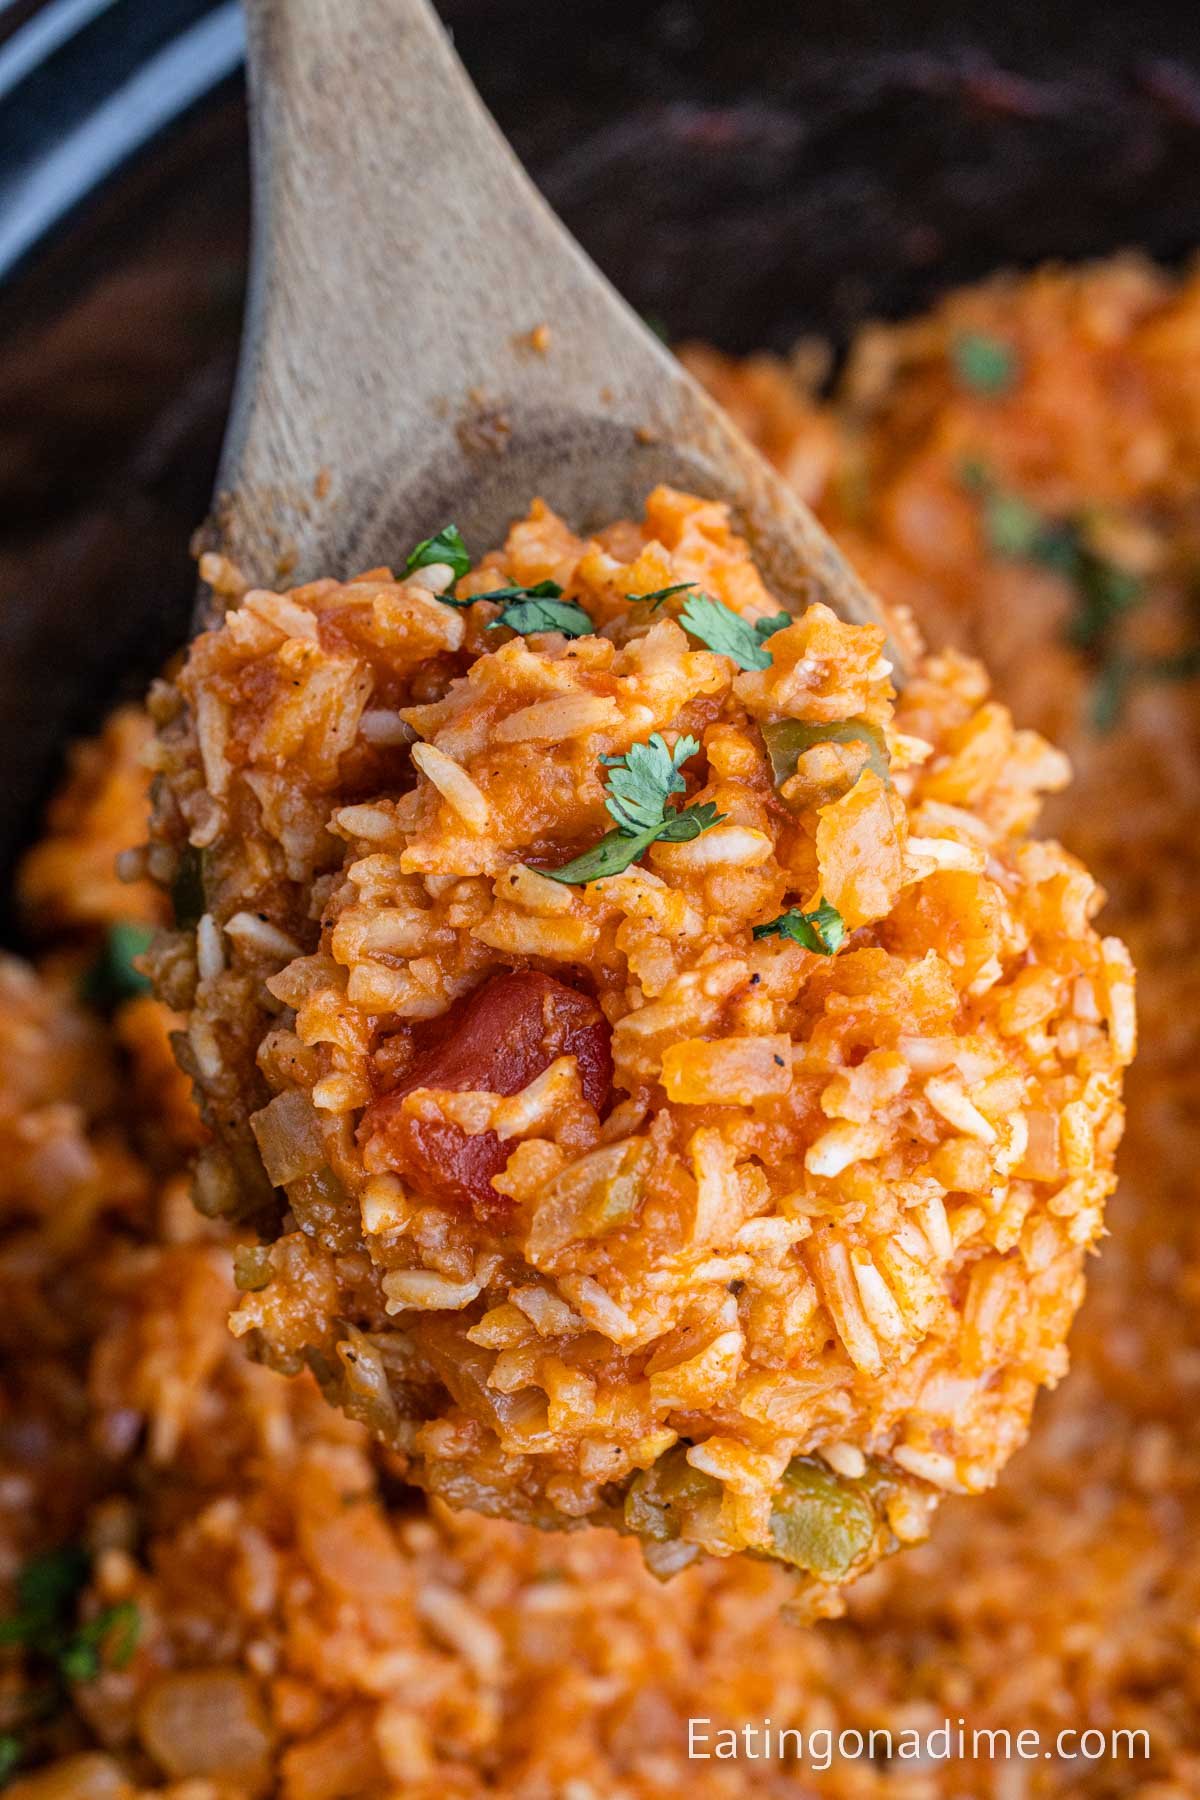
[206,0,901,670]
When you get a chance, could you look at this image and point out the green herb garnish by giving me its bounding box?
[964,464,1142,635]
[600,734,696,834]
[1090,644,1200,732]
[0,1734,20,1783]
[952,332,1017,396]
[0,1546,141,1695]
[982,489,1048,559]
[404,524,471,583]
[3,1547,90,1634]
[678,591,791,670]
[546,732,724,885]
[1062,552,1142,651]
[753,899,846,955]
[56,1602,140,1683]
[81,921,154,1010]
[962,463,1146,727]
[481,580,593,637]
[1089,657,1130,735]
[479,579,563,603]
[626,582,696,612]
[1146,644,1200,686]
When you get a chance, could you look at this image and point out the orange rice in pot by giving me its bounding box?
[7,257,1200,1797]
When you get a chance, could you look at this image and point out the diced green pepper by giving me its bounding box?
[624,1444,721,1544]
[233,1244,274,1292]
[767,1456,876,1579]
[761,717,891,790]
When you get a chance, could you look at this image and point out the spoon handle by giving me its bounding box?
[214,0,899,669]
[222,0,676,572]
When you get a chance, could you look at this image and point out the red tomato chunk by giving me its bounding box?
[360,970,612,1218]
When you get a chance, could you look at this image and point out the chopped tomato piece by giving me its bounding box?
[360,970,612,1219]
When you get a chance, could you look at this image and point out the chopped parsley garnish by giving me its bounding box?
[678,590,791,671]
[57,1601,140,1683]
[753,899,846,955]
[1089,658,1129,735]
[1090,645,1200,732]
[546,732,724,885]
[81,921,154,1010]
[480,580,593,637]
[626,582,696,612]
[963,462,1142,636]
[962,462,1146,728]
[601,734,695,833]
[404,524,471,583]
[4,1546,90,1630]
[952,332,1017,396]
[979,487,1048,560]
[1149,644,1200,684]
[479,579,563,603]
[0,1545,141,1697]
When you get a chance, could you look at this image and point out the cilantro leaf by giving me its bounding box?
[489,597,592,636]
[952,332,1017,396]
[483,583,593,638]
[478,579,564,602]
[601,733,697,833]
[544,823,665,886]
[1090,655,1132,733]
[13,1548,89,1628]
[58,1602,141,1683]
[1064,551,1142,650]
[546,732,725,885]
[755,612,792,640]
[0,1735,20,1783]
[81,921,154,1010]
[1091,643,1200,732]
[626,582,696,612]
[753,899,846,955]
[678,591,785,671]
[656,800,724,843]
[0,1546,141,1695]
[980,488,1048,559]
[962,465,1145,719]
[404,524,471,583]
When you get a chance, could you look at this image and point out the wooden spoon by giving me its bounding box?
[206,0,899,664]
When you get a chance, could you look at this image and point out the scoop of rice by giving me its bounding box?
[145,485,1133,1596]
